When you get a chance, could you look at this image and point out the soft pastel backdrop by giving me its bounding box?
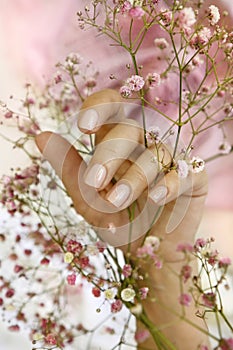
[0,1,233,349]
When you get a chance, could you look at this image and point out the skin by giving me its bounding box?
[36,89,209,349]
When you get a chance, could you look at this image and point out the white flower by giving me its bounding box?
[208,5,220,25]
[178,7,196,30]
[121,287,136,302]
[144,236,160,251]
[177,159,189,178]
[131,303,143,315]
[64,252,74,264]
[154,37,169,50]
[146,126,162,145]
[190,156,205,173]
[105,288,116,300]
[219,140,232,155]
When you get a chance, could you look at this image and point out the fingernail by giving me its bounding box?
[107,183,131,208]
[79,109,99,131]
[150,185,167,203]
[84,163,106,188]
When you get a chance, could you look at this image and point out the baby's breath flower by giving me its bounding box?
[129,6,145,18]
[208,5,220,26]
[67,273,76,285]
[135,329,150,343]
[144,236,160,251]
[154,37,169,49]
[146,72,161,88]
[105,288,116,300]
[126,74,145,91]
[160,8,172,26]
[190,156,205,173]
[64,252,74,264]
[178,7,196,33]
[146,126,161,145]
[111,299,123,313]
[120,85,132,97]
[179,293,192,307]
[121,287,136,302]
[219,140,232,154]
[130,303,143,315]
[202,292,216,308]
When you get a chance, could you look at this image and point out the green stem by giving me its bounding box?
[138,311,178,350]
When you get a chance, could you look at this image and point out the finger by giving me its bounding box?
[35,132,103,224]
[78,89,124,133]
[84,119,144,189]
[149,169,208,205]
[149,169,208,233]
[106,143,172,208]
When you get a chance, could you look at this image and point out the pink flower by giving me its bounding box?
[8,325,20,332]
[79,256,89,268]
[45,333,57,346]
[40,257,50,265]
[122,264,132,277]
[179,293,192,307]
[126,74,145,91]
[66,239,83,254]
[92,287,101,297]
[181,265,192,283]
[139,287,149,300]
[136,245,154,258]
[190,27,212,49]
[5,289,15,298]
[207,250,218,266]
[111,299,123,313]
[129,6,145,19]
[4,111,13,119]
[160,8,172,26]
[219,338,233,350]
[146,126,161,145]
[176,242,194,253]
[194,238,207,251]
[202,292,216,308]
[146,72,161,88]
[178,7,196,33]
[67,273,76,286]
[120,85,132,97]
[135,329,150,343]
[120,1,132,13]
[218,257,232,268]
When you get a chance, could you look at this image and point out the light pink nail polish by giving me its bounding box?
[79,109,99,130]
[107,183,131,208]
[84,164,106,188]
[150,185,167,203]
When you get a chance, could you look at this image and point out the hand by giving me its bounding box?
[35,89,208,255]
[35,89,209,349]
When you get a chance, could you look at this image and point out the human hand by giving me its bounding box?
[35,89,208,256]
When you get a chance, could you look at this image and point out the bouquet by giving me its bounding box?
[0,1,233,349]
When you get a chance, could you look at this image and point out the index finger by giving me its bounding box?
[78,89,124,133]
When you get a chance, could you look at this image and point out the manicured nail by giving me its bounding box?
[150,185,167,203]
[79,109,99,130]
[84,163,106,188]
[107,183,131,208]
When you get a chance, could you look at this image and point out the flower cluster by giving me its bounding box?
[0,1,233,350]
[176,237,233,349]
